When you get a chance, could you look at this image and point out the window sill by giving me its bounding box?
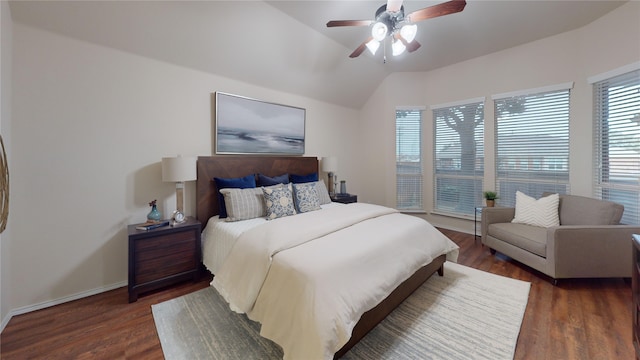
[429,210,474,221]
[398,209,427,215]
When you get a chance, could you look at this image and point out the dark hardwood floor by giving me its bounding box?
[1,229,634,359]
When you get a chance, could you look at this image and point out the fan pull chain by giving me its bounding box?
[383,39,387,64]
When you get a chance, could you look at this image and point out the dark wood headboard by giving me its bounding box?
[196,156,319,224]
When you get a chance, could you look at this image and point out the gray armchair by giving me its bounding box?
[481,194,640,282]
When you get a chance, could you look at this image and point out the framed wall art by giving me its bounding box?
[214,92,305,155]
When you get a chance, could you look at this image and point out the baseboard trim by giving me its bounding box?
[1,281,127,333]
[428,218,474,236]
[1,311,11,333]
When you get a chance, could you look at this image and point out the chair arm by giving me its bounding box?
[481,207,515,239]
[547,225,640,277]
[549,224,640,244]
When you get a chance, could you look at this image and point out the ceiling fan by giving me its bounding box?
[327,0,467,59]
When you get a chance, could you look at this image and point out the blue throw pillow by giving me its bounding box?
[256,173,289,187]
[290,172,318,184]
[214,174,256,218]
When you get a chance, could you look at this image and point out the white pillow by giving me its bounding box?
[512,191,560,228]
[219,187,266,222]
[315,179,332,205]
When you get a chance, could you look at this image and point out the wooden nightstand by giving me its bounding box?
[331,194,357,204]
[127,217,202,302]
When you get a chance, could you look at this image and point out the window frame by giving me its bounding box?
[396,107,425,212]
[590,63,640,225]
[431,97,485,218]
[492,83,573,207]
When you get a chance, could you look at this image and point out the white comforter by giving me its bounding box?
[212,203,459,360]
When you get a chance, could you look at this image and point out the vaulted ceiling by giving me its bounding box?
[9,1,627,109]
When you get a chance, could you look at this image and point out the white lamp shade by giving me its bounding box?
[366,39,380,55]
[371,22,388,42]
[321,156,338,173]
[392,39,406,56]
[162,156,197,182]
[400,24,417,43]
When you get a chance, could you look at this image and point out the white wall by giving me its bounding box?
[0,0,13,330]
[359,1,640,234]
[6,23,359,319]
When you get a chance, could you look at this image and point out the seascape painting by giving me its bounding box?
[215,92,305,155]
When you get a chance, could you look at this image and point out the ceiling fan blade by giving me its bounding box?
[407,0,466,23]
[406,40,421,53]
[327,20,374,27]
[386,0,404,13]
[349,37,374,58]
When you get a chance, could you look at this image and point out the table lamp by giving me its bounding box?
[322,156,338,196]
[162,155,197,223]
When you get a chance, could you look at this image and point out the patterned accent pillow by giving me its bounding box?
[293,183,322,213]
[219,187,266,222]
[262,183,297,220]
[315,180,332,205]
[511,191,560,228]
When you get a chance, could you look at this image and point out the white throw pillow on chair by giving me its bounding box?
[511,191,560,228]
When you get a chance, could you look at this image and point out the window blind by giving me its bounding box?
[593,69,640,225]
[494,87,571,206]
[396,109,423,211]
[432,100,484,216]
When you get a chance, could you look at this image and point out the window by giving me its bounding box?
[493,84,572,207]
[396,108,423,211]
[592,68,640,225]
[432,98,484,216]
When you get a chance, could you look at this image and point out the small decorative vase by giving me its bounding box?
[147,204,162,221]
[340,180,346,194]
[486,199,495,207]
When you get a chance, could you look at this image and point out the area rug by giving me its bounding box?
[152,262,530,360]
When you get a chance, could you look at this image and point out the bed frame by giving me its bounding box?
[195,155,446,358]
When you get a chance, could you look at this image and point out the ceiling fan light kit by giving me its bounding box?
[366,39,381,55]
[371,21,389,42]
[327,0,467,61]
[392,38,407,56]
[400,23,417,43]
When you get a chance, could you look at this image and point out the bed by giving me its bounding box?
[195,156,459,359]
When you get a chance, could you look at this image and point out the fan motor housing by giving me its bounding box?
[375,4,405,33]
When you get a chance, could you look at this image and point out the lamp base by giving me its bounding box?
[171,182,187,226]
[327,172,335,196]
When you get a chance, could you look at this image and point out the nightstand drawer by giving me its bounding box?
[135,257,195,284]
[134,231,195,255]
[135,240,196,284]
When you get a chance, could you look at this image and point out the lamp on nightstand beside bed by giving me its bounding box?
[322,156,337,196]
[162,155,197,223]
